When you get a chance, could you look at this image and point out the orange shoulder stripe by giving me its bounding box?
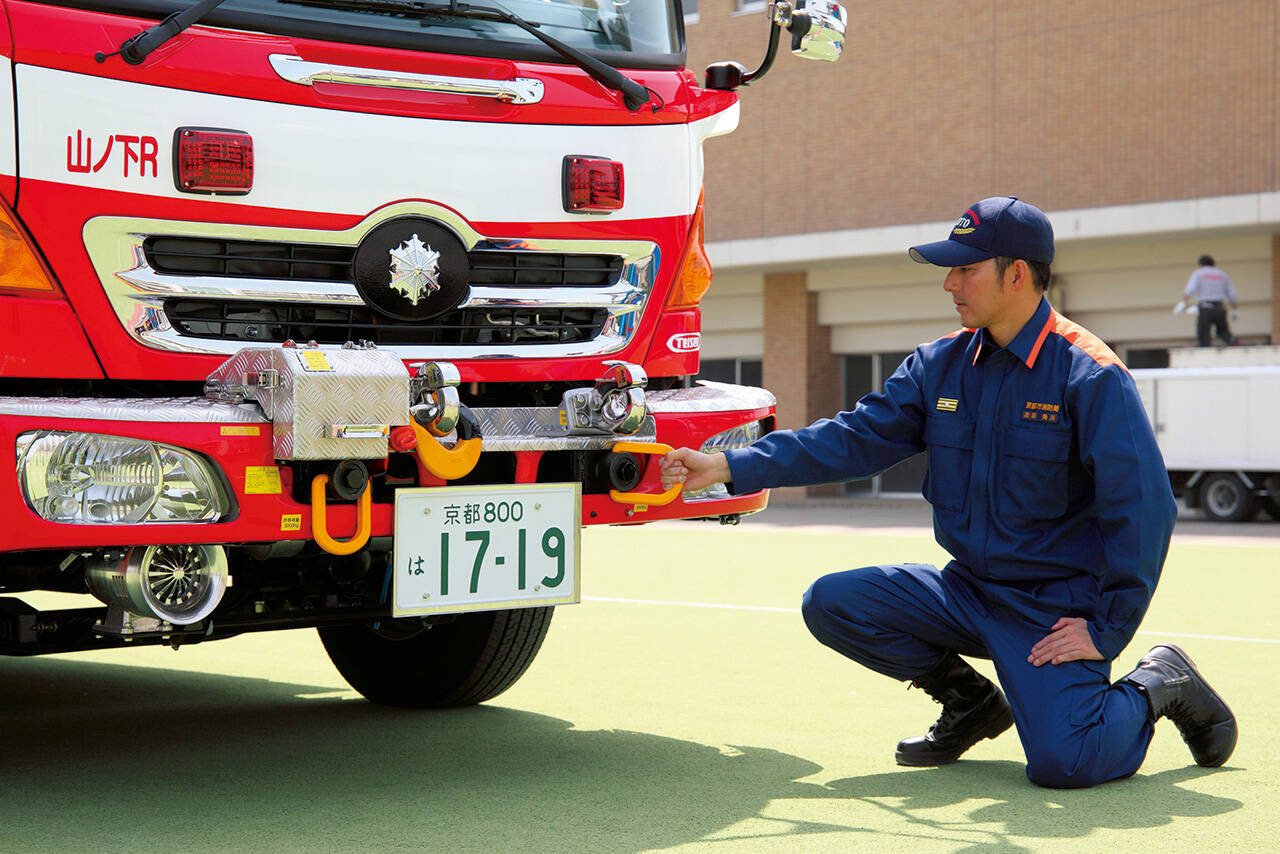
[920,327,974,348]
[1038,311,1127,372]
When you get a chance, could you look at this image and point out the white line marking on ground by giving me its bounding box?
[582,596,1280,644]
[585,596,794,613]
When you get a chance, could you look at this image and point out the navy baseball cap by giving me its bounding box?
[909,196,1055,267]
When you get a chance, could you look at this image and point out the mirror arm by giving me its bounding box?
[704,1,813,91]
[742,17,783,86]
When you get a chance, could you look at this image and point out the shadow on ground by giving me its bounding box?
[0,659,1242,853]
[815,762,1242,852]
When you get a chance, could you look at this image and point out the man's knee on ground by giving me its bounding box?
[1024,753,1111,790]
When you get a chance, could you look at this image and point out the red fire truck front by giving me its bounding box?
[0,0,844,705]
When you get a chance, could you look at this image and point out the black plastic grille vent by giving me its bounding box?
[163,299,609,346]
[144,237,623,288]
[146,238,353,281]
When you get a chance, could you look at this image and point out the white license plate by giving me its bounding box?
[392,483,581,616]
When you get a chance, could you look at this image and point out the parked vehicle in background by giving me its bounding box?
[1132,346,1280,522]
[0,0,845,704]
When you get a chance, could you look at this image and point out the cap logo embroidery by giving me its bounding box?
[951,208,981,236]
[1023,401,1060,422]
[936,397,959,412]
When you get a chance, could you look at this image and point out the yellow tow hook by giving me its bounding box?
[409,405,482,481]
[608,441,683,507]
[311,474,373,555]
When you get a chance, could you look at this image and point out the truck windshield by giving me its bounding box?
[58,0,684,65]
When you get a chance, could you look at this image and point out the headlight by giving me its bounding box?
[16,431,231,523]
[685,420,764,502]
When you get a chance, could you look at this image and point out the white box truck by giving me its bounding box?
[1132,346,1280,522]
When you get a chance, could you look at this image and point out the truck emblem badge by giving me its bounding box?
[353,217,471,321]
[666,332,701,353]
[387,234,441,305]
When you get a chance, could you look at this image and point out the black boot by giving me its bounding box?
[1121,643,1237,767]
[895,650,1014,766]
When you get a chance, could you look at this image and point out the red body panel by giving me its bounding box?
[0,295,103,378]
[6,1,735,127]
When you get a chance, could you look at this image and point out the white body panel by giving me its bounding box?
[18,65,739,222]
[0,56,14,180]
[1132,365,1280,471]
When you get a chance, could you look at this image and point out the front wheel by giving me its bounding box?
[1198,473,1259,523]
[318,606,554,708]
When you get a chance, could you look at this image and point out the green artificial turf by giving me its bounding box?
[0,522,1272,853]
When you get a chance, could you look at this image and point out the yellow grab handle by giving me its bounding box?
[410,419,482,481]
[608,441,683,507]
[311,474,372,555]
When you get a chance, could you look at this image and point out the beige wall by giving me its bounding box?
[701,232,1275,362]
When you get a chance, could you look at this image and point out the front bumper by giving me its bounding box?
[0,383,772,552]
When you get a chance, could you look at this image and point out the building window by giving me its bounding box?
[683,0,699,23]
[734,0,766,14]
[842,353,927,497]
[1125,347,1170,369]
[691,358,762,386]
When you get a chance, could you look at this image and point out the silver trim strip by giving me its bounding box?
[0,396,268,423]
[114,266,646,311]
[472,408,657,451]
[269,54,544,105]
[647,381,777,413]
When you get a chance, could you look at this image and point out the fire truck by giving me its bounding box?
[0,0,844,705]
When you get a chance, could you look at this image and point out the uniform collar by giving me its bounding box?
[970,297,1055,369]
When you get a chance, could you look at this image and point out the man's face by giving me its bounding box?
[942,258,1009,329]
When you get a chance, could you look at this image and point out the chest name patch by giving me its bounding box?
[936,397,958,412]
[1023,401,1060,422]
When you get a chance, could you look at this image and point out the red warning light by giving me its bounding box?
[174,128,253,195]
[563,156,623,213]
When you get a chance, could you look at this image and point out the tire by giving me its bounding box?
[1198,473,1259,523]
[1263,497,1280,521]
[318,606,554,708]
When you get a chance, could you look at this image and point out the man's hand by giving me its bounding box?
[659,447,731,493]
[1028,617,1104,667]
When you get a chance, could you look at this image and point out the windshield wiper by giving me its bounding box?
[96,0,236,64]
[281,0,653,111]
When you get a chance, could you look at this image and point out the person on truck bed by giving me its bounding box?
[659,196,1237,788]
[1183,254,1239,346]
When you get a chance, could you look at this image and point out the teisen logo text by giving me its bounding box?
[667,333,701,352]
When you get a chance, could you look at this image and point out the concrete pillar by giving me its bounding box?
[762,271,842,499]
[1272,234,1280,345]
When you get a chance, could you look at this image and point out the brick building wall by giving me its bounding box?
[687,0,1280,245]
[760,271,843,498]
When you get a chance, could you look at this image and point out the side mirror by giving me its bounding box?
[704,0,847,91]
[788,0,846,63]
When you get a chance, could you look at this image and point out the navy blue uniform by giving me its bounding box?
[724,297,1178,787]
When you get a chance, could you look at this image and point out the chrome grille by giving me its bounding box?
[84,204,658,359]
[143,237,624,288]
[163,299,609,346]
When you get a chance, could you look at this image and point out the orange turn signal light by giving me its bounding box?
[665,190,713,310]
[0,201,60,297]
